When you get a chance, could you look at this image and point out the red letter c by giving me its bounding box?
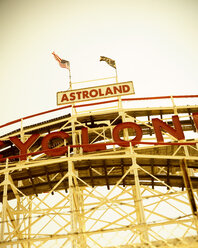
[42,131,69,157]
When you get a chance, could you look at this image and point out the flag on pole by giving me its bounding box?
[52,51,72,89]
[100,56,116,69]
[52,51,70,70]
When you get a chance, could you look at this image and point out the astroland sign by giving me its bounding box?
[57,81,134,105]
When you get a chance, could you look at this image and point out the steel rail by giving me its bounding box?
[0,94,197,129]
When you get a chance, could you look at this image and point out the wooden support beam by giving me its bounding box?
[89,166,94,188]
[0,163,9,241]
[147,111,153,136]
[44,166,54,195]
[151,159,154,189]
[167,159,170,190]
[187,108,196,132]
[180,159,198,217]
[121,159,126,187]
[27,169,37,197]
[59,164,68,193]
[160,110,163,120]
[103,161,110,190]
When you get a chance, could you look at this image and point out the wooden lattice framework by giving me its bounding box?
[0,91,198,248]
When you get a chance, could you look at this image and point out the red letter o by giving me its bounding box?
[113,122,142,147]
[90,89,98,97]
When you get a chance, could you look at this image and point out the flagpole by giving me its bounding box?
[115,66,118,83]
[52,52,71,89]
[100,56,118,83]
[69,68,72,89]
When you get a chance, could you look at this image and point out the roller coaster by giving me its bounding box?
[0,79,198,247]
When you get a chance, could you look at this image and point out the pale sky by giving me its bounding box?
[0,1,198,244]
[1,0,198,125]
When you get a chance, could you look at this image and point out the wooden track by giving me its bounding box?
[0,103,198,201]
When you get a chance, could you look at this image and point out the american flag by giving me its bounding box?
[52,52,70,70]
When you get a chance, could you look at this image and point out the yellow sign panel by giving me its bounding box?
[57,81,134,105]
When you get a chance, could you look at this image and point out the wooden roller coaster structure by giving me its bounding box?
[0,79,198,247]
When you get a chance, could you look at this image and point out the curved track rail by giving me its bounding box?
[0,94,198,247]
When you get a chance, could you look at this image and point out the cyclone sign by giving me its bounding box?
[57,81,134,105]
[1,113,198,161]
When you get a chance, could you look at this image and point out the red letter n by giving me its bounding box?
[152,115,185,142]
[193,112,198,131]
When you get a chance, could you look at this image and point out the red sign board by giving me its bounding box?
[0,113,198,161]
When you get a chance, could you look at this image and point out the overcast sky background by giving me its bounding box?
[1,0,198,126]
